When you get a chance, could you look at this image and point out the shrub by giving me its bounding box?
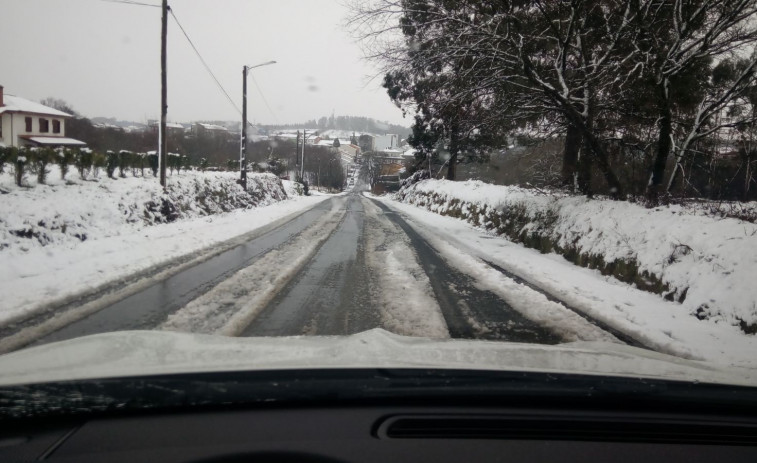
[92,151,106,177]
[0,146,13,174]
[15,149,27,187]
[295,175,309,196]
[57,148,75,180]
[106,150,118,179]
[134,153,146,177]
[167,153,181,174]
[35,147,55,184]
[147,153,158,176]
[118,150,131,178]
[75,149,93,180]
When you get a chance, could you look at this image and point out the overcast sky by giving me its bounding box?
[1,0,407,126]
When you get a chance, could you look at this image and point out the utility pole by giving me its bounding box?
[300,129,306,180]
[295,130,300,175]
[239,61,276,190]
[240,65,248,190]
[159,0,168,188]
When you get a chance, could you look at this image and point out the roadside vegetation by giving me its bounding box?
[351,0,757,205]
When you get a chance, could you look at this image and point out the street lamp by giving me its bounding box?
[240,60,276,190]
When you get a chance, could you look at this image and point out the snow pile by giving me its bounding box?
[395,179,757,332]
[0,168,293,253]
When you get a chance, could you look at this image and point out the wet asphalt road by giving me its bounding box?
[28,200,336,346]
[242,195,380,336]
[21,192,571,348]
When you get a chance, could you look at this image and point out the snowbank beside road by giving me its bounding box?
[1,169,290,253]
[394,178,757,333]
[375,194,757,368]
[0,169,327,326]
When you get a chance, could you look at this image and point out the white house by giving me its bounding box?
[0,85,86,148]
[374,133,400,152]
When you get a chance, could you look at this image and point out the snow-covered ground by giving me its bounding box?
[0,167,328,326]
[395,178,757,331]
[376,183,757,368]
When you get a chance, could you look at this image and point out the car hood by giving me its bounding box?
[0,328,754,387]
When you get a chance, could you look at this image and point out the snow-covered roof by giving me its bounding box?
[195,123,228,131]
[0,95,72,117]
[22,136,86,146]
[319,130,362,139]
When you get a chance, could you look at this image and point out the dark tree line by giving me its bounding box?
[351,0,757,203]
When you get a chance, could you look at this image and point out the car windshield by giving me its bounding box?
[1,0,757,394]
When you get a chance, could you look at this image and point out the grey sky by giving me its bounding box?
[1,0,407,126]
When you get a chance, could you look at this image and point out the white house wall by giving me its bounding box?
[0,114,10,146]
[1,113,67,147]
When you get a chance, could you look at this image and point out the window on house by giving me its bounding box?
[52,120,61,134]
[40,118,49,133]
[25,117,32,132]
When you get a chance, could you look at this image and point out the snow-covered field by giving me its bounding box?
[0,167,327,325]
[381,180,757,367]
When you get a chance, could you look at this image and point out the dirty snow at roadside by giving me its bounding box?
[0,168,328,325]
[363,199,449,338]
[374,193,757,368]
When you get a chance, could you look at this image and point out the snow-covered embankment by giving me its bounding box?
[395,178,757,333]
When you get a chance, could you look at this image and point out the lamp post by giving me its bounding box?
[240,60,276,190]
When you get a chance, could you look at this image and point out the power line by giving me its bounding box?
[100,0,161,7]
[249,73,280,125]
[169,7,242,117]
[101,0,255,124]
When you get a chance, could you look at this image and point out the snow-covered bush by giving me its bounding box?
[147,152,158,176]
[75,149,92,180]
[0,171,295,253]
[0,146,14,176]
[34,148,55,185]
[118,150,131,178]
[14,151,27,187]
[56,148,75,180]
[105,151,118,179]
[92,151,106,178]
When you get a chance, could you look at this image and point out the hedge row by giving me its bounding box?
[0,146,190,186]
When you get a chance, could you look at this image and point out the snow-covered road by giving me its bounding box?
[4,188,755,370]
[1,192,623,353]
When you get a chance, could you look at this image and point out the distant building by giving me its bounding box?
[192,122,230,136]
[148,120,187,133]
[0,85,86,148]
[337,142,360,159]
[374,133,400,152]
